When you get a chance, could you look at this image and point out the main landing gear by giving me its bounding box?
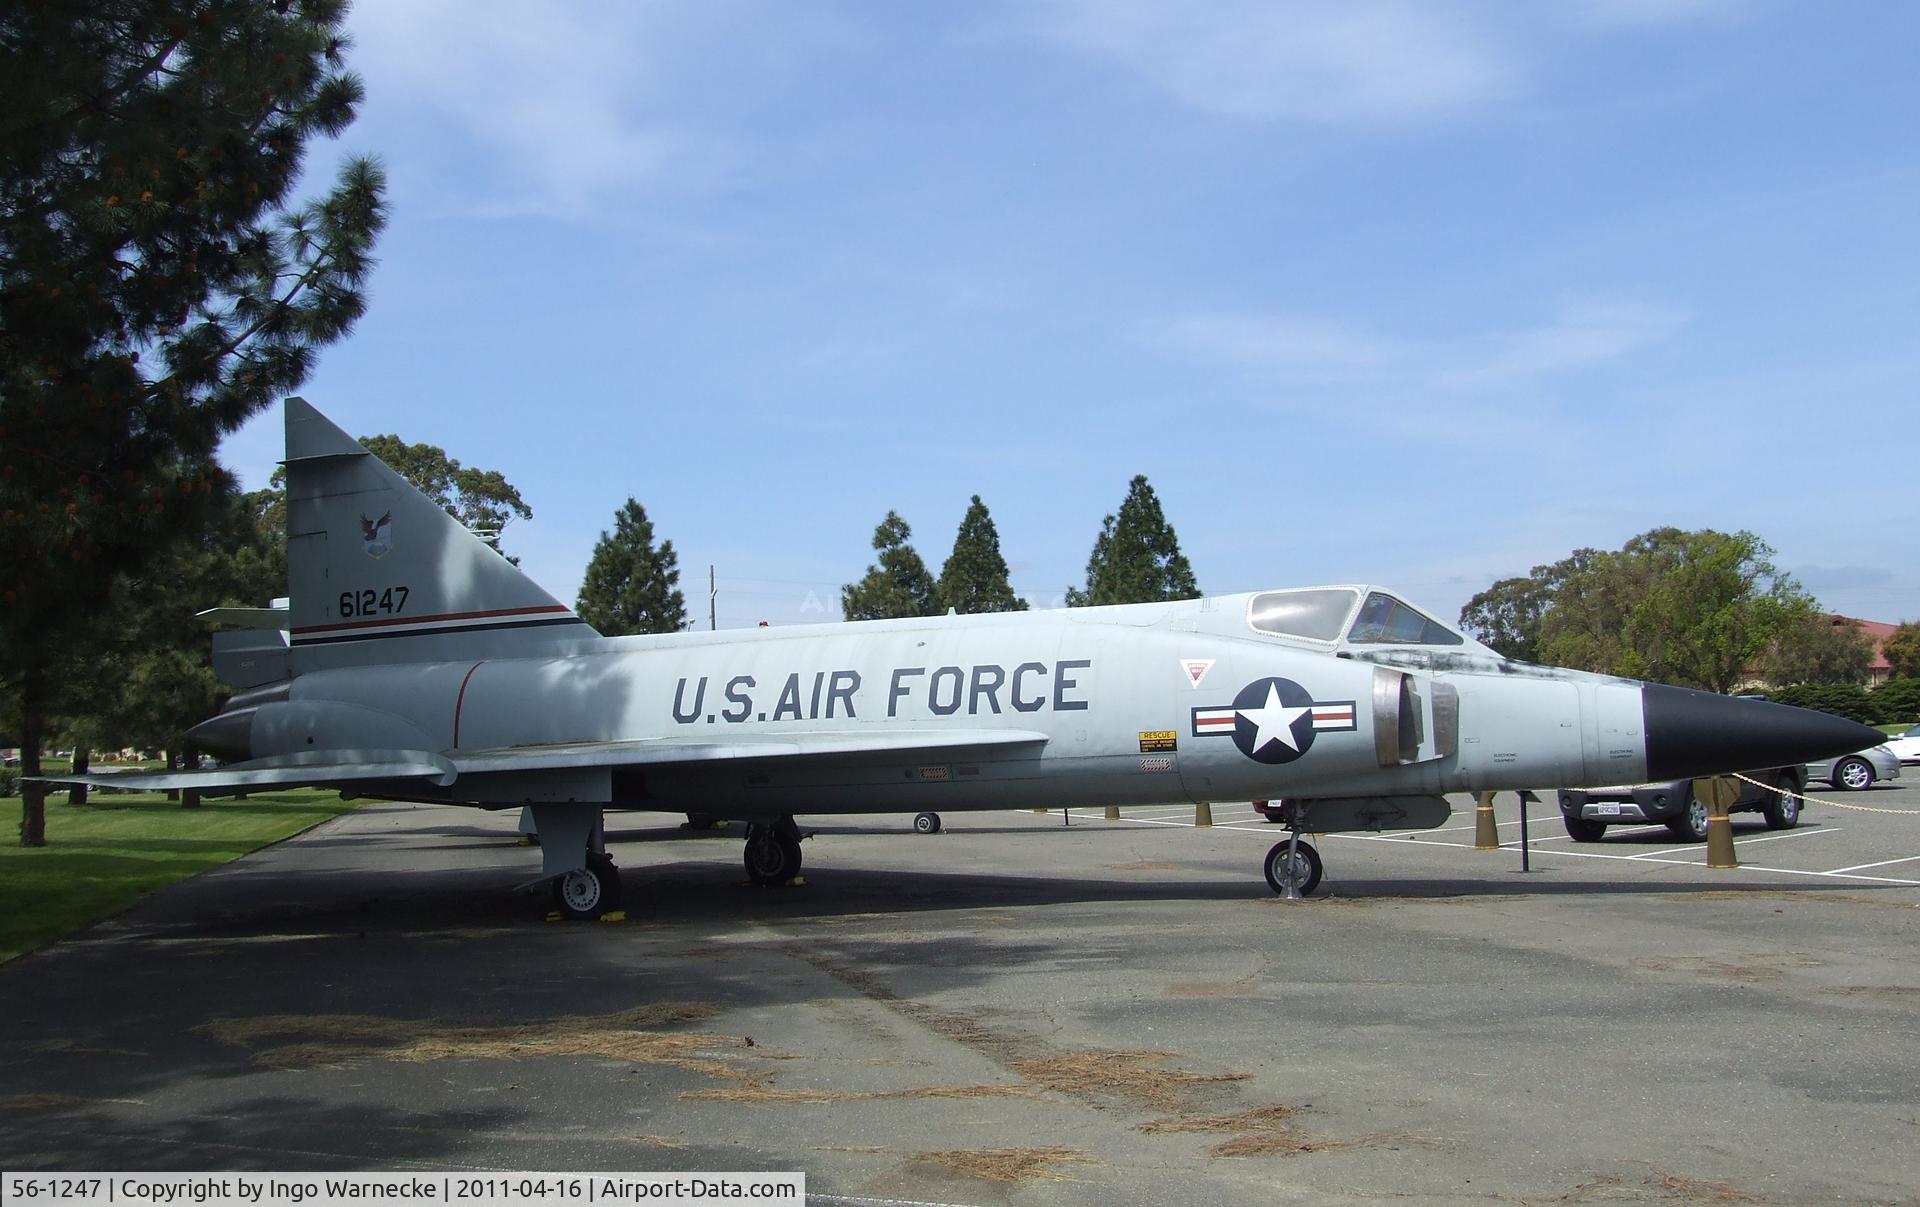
[743,815,805,885]
[523,803,624,920]
[554,851,622,919]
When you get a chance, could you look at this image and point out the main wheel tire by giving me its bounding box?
[744,829,804,885]
[913,811,941,834]
[1564,815,1607,842]
[1263,839,1323,896]
[1668,796,1710,842]
[553,859,617,920]
[1832,757,1874,792]
[1764,777,1803,829]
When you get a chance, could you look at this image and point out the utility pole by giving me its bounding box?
[709,565,717,631]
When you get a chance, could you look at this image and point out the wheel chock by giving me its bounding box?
[518,835,535,846]
[1195,802,1213,827]
[785,876,807,887]
[1104,805,1120,821]
[545,911,563,923]
[598,910,627,923]
[1474,792,1499,850]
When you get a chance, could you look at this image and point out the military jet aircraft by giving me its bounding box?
[54,398,1882,916]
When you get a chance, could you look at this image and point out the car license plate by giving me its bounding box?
[1598,803,1622,816]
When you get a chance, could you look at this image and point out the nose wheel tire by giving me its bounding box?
[913,811,942,835]
[744,826,804,885]
[553,854,621,919]
[1264,839,1323,897]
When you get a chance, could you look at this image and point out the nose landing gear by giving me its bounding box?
[744,815,805,885]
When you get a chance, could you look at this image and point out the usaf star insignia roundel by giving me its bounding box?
[1190,677,1357,765]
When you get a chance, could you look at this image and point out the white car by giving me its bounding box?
[1887,724,1920,766]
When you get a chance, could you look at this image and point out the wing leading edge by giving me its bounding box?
[36,728,1051,793]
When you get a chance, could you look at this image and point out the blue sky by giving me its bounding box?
[219,0,1920,630]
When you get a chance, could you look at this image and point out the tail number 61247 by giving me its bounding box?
[339,586,411,618]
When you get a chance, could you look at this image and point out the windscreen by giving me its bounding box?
[1248,589,1358,642]
[1347,591,1464,646]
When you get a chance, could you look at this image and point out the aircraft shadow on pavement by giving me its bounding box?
[89,833,1884,952]
[0,1095,527,1170]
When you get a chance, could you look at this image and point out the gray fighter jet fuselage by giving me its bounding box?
[65,399,1883,917]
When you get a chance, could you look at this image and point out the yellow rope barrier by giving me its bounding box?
[1733,771,1920,816]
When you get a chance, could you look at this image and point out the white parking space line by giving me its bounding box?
[1331,829,1920,884]
[1623,827,1838,859]
[1827,853,1920,875]
[1076,807,1920,887]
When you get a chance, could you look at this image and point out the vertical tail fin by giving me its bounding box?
[282,397,598,672]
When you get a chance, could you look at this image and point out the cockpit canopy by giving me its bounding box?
[1247,586,1464,647]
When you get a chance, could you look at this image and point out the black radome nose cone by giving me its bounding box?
[1641,683,1884,781]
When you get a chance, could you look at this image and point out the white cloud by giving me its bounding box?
[1028,0,1518,124]
[346,1,741,220]
[1441,301,1690,386]
[1165,300,1688,391]
[1168,315,1407,382]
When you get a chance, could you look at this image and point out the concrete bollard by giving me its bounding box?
[1474,791,1499,850]
[1695,777,1739,868]
[1104,805,1120,821]
[1195,801,1213,827]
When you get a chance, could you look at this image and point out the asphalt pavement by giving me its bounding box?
[3,780,1918,1205]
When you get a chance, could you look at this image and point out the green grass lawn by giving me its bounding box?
[1,788,360,964]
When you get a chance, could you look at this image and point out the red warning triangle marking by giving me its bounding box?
[1182,658,1215,688]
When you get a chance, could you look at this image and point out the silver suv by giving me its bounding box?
[1558,766,1803,842]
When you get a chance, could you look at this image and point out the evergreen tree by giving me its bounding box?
[1462,528,1820,692]
[1764,613,1876,686]
[575,499,686,636]
[1065,475,1199,606]
[2,0,385,845]
[937,495,1028,615]
[1884,622,1920,680]
[842,511,938,620]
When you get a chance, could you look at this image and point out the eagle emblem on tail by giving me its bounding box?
[360,510,393,559]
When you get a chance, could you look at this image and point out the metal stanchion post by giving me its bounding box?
[1516,790,1532,872]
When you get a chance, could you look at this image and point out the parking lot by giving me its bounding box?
[2,780,1917,1205]
[1109,775,1920,892]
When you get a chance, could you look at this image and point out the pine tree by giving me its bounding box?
[2,0,386,846]
[576,499,687,636]
[1065,475,1200,606]
[842,512,939,621]
[937,496,1028,614]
